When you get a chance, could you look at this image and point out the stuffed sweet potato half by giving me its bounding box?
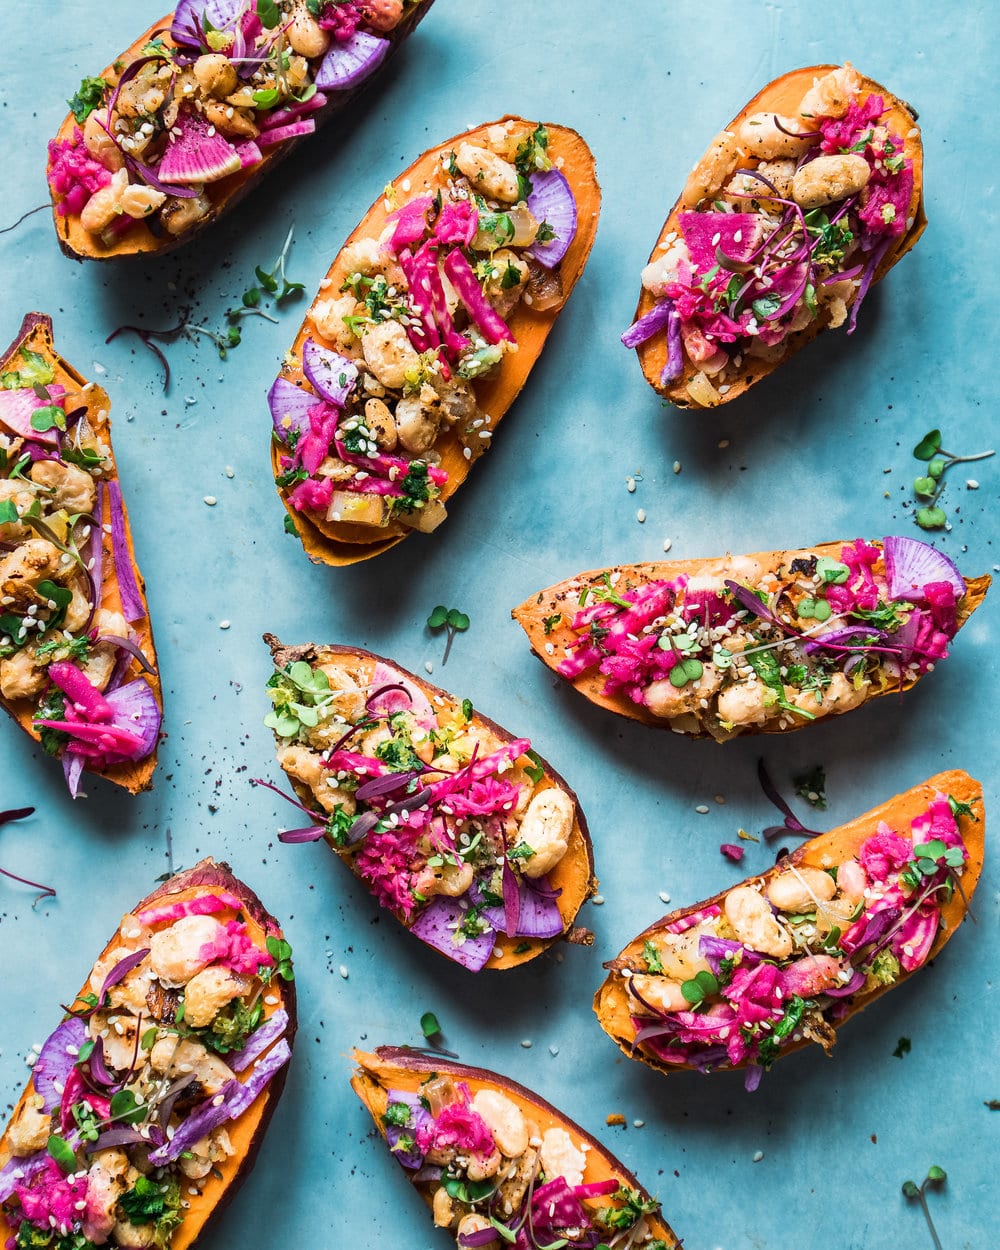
[262,636,596,970]
[623,63,926,408]
[594,770,983,1090]
[352,1047,681,1249]
[0,313,162,795]
[48,0,434,260]
[268,116,600,564]
[513,537,989,742]
[0,859,295,1250]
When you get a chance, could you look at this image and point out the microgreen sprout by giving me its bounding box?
[1,806,55,902]
[793,765,827,810]
[757,760,826,842]
[910,429,994,531]
[106,227,303,389]
[264,935,294,981]
[902,1165,947,1250]
[427,605,469,664]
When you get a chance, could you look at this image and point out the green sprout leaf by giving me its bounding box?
[669,657,704,688]
[421,1011,441,1040]
[915,506,947,531]
[913,476,936,498]
[913,430,942,461]
[427,605,449,629]
[47,1134,77,1173]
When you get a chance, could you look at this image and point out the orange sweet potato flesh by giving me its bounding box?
[264,635,597,969]
[513,541,990,738]
[272,117,601,565]
[0,312,162,793]
[352,1046,681,1247]
[49,4,434,262]
[0,858,296,1250]
[594,770,983,1078]
[634,65,927,407]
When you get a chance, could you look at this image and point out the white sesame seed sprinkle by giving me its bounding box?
[203,495,217,506]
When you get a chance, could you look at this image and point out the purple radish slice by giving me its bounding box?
[170,0,246,48]
[409,896,496,971]
[33,1018,89,1113]
[525,168,578,269]
[679,212,765,271]
[258,119,317,149]
[0,387,65,446]
[314,30,390,90]
[158,113,242,185]
[302,338,358,406]
[104,679,162,759]
[268,375,316,442]
[882,535,966,602]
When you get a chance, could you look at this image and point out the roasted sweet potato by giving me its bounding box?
[624,63,926,407]
[594,771,983,1087]
[352,1046,681,1248]
[0,312,162,795]
[0,858,295,1249]
[513,537,989,741]
[262,635,596,970]
[48,0,435,261]
[268,115,600,564]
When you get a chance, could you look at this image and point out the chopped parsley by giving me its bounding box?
[67,75,108,123]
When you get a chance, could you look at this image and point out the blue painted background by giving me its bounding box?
[1,3,996,1248]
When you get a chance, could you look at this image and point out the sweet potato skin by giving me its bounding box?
[0,858,296,1250]
[272,116,601,565]
[633,65,927,407]
[264,634,597,969]
[593,770,984,1078]
[352,1046,681,1248]
[0,312,163,793]
[513,541,990,738]
[49,4,435,262]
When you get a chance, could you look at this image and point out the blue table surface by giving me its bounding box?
[1,3,997,1248]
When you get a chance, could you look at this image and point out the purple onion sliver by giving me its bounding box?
[88,1037,118,1088]
[743,1063,764,1092]
[410,896,496,971]
[501,859,520,938]
[63,752,86,799]
[662,306,683,383]
[92,1126,148,1151]
[278,824,326,844]
[355,769,424,803]
[513,877,563,939]
[107,481,144,622]
[99,947,150,1006]
[97,635,157,675]
[155,1074,197,1127]
[229,1009,289,1073]
[822,968,866,998]
[460,1229,504,1248]
[847,237,891,334]
[302,338,358,407]
[621,299,674,350]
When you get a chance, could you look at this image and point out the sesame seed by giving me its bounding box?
[752,1150,764,1163]
[636,509,646,523]
[424,660,434,673]
[224,465,235,478]
[967,479,979,489]
[633,1119,645,1128]
[549,1044,559,1056]
[626,476,636,492]
[203,495,217,506]
[695,804,709,814]
[658,891,671,904]
[673,460,681,474]
[662,537,672,552]
[521,1039,532,1048]
[591,894,605,905]
[339,965,349,979]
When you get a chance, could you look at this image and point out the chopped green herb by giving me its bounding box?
[421,1011,441,1040]
[893,1036,911,1059]
[793,766,827,810]
[46,1134,77,1173]
[461,697,473,721]
[523,749,545,785]
[642,940,664,974]
[542,613,562,635]
[68,75,108,123]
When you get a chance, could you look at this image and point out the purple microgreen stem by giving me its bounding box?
[1,806,56,901]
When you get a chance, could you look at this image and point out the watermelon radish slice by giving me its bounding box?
[679,212,765,274]
[158,112,242,186]
[268,376,316,444]
[314,30,390,90]
[526,168,578,270]
[301,339,358,407]
[0,386,67,447]
[170,0,246,48]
